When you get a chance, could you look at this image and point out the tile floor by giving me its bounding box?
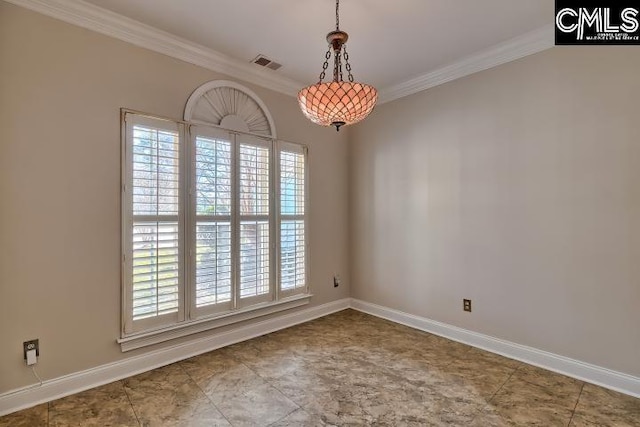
[1,310,639,426]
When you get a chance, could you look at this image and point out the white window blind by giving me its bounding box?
[278,142,307,295]
[238,139,272,305]
[122,111,308,338]
[123,114,185,333]
[192,129,233,315]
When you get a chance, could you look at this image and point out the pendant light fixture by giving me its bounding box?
[298,0,377,131]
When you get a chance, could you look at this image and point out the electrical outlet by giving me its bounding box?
[333,274,341,288]
[23,339,39,360]
[463,299,472,312]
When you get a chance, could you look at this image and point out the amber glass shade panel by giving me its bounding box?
[297,81,377,127]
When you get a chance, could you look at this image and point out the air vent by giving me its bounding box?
[251,54,282,71]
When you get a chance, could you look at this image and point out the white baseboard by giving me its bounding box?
[0,298,350,417]
[3,296,638,417]
[350,298,640,398]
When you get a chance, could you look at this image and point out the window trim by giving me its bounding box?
[120,109,310,349]
[117,293,312,352]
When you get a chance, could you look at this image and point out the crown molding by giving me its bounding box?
[3,0,305,98]
[377,24,555,104]
[6,0,555,104]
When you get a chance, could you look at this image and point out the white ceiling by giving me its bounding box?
[83,0,553,90]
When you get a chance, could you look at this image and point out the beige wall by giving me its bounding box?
[2,1,639,396]
[350,47,640,377]
[0,2,350,394]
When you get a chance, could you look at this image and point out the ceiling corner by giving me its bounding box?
[378,24,555,104]
[4,0,305,98]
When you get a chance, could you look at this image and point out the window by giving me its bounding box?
[122,112,308,337]
[279,143,307,296]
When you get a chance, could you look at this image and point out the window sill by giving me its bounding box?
[117,294,312,352]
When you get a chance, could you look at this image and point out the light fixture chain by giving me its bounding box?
[318,47,332,83]
[343,46,354,82]
[298,0,377,131]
